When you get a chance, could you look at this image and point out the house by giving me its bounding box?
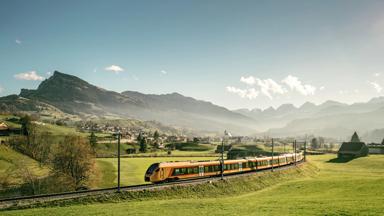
[0,122,9,136]
[367,138,384,154]
[337,132,369,158]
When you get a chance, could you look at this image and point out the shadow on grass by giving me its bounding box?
[327,157,354,163]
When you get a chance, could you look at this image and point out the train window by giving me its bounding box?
[174,168,180,175]
[210,166,215,172]
[204,166,209,172]
[242,162,247,168]
[193,167,198,173]
[234,164,239,169]
[181,168,187,174]
[187,168,193,174]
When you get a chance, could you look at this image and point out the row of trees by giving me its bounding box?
[311,137,335,150]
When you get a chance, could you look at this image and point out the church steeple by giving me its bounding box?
[351,132,360,143]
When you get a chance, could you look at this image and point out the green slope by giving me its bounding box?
[3,154,384,215]
[0,145,49,186]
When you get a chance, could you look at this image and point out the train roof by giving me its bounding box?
[158,153,300,168]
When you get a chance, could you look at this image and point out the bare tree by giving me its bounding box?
[52,135,95,188]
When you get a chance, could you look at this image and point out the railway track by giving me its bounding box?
[0,161,304,210]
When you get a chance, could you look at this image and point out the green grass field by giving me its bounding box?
[4,154,384,215]
[95,157,217,187]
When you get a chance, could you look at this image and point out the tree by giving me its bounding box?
[311,138,319,149]
[153,130,160,141]
[153,130,160,149]
[89,132,97,150]
[52,135,95,187]
[139,136,147,153]
[20,115,32,137]
[137,133,143,143]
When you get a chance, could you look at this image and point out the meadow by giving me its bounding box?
[3,154,384,215]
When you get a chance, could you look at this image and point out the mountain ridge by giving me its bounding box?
[12,71,258,135]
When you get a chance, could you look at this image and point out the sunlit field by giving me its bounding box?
[4,154,384,215]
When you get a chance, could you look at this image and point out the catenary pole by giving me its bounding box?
[271,138,274,172]
[115,131,122,192]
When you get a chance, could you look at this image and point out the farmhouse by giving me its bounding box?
[337,132,369,158]
[0,122,9,136]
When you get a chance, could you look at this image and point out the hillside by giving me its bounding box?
[0,145,50,195]
[15,71,258,134]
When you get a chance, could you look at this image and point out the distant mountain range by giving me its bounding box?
[235,97,384,141]
[0,71,258,135]
[1,71,384,140]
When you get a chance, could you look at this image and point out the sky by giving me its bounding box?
[1,0,384,110]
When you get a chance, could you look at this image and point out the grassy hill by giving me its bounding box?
[3,154,384,215]
[0,145,50,197]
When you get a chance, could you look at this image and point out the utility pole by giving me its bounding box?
[221,134,224,180]
[304,140,307,162]
[271,138,274,172]
[221,130,231,180]
[294,140,297,165]
[114,131,122,192]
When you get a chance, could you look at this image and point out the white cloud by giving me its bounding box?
[15,39,21,44]
[255,78,286,99]
[369,81,382,93]
[226,86,259,99]
[161,70,167,75]
[281,75,316,96]
[230,75,317,100]
[319,86,325,90]
[14,71,44,81]
[105,65,124,74]
[240,76,256,85]
[374,73,381,77]
[93,68,97,73]
[46,71,52,76]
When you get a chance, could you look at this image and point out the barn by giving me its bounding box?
[338,132,369,158]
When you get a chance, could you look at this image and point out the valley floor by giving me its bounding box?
[3,154,384,216]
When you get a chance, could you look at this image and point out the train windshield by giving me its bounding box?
[146,163,159,175]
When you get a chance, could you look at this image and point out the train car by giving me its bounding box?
[145,152,304,183]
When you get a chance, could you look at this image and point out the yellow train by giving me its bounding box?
[144,152,304,183]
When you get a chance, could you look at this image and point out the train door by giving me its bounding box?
[160,168,165,179]
[199,166,204,176]
[239,162,242,172]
